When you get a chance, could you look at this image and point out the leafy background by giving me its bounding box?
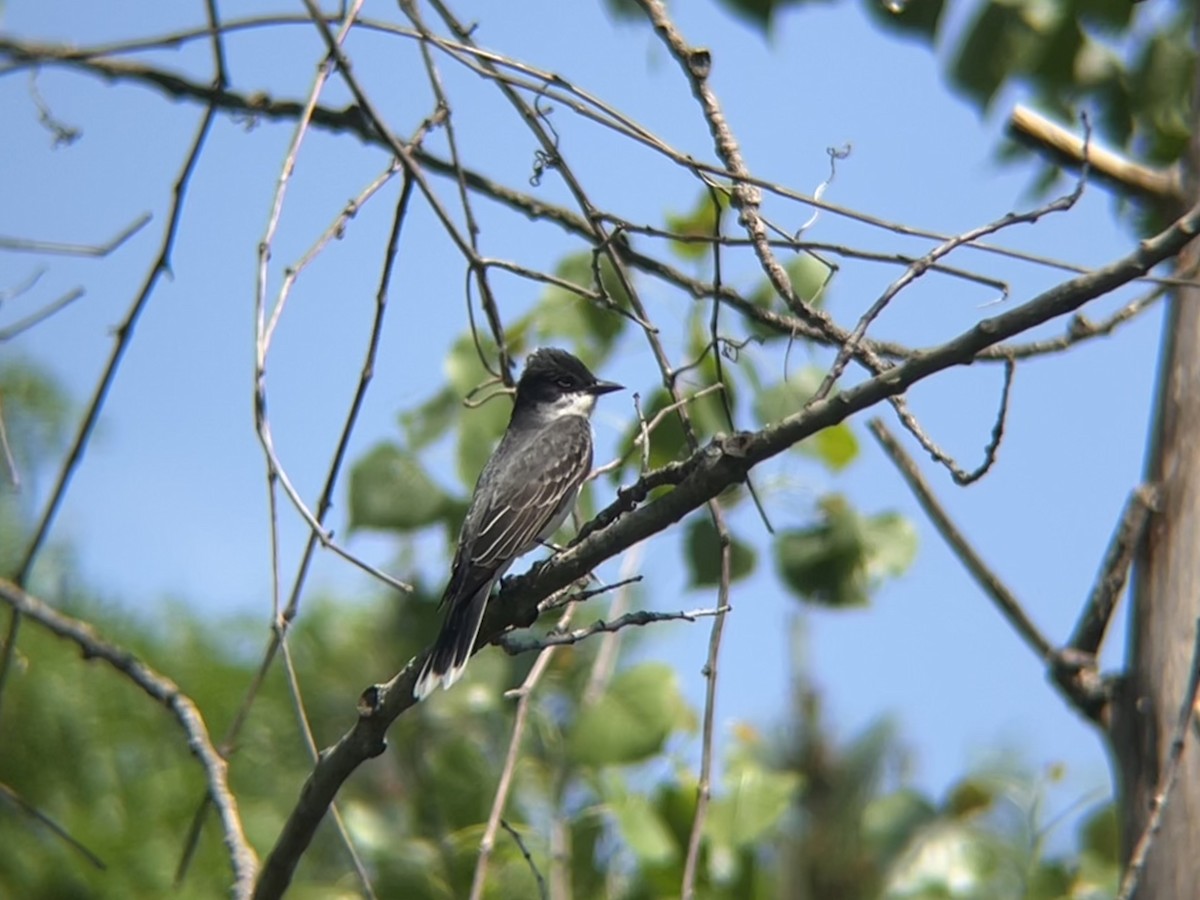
[2,0,1186,893]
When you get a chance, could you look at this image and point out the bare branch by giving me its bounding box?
[0,779,106,870]
[1010,104,1180,205]
[501,820,548,900]
[1069,484,1161,657]
[252,192,1200,892]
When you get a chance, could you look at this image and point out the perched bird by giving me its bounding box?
[414,348,622,699]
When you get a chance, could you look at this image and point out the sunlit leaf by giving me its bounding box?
[775,495,916,607]
[753,367,859,470]
[523,251,627,359]
[568,664,690,765]
[610,791,679,865]
[804,423,860,471]
[665,190,727,261]
[706,758,800,848]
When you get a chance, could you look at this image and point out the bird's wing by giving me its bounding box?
[467,414,594,572]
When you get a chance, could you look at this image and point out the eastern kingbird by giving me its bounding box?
[414,348,622,699]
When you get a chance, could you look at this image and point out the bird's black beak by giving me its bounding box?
[589,379,623,396]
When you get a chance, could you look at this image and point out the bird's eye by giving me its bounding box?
[556,377,573,389]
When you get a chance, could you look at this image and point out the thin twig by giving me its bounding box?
[10,31,1196,292]
[470,604,574,900]
[891,357,1017,486]
[499,819,548,900]
[0,212,151,256]
[497,603,727,654]
[0,286,86,342]
[816,121,1090,402]
[682,505,733,899]
[1115,619,1200,900]
[0,779,106,870]
[252,168,1200,900]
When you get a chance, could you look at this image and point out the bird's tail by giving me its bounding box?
[413,582,491,700]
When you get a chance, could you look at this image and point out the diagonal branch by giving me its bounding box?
[1069,484,1161,657]
[1010,104,1180,206]
[868,420,1057,664]
[251,196,1200,897]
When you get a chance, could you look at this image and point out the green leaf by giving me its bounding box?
[753,366,859,470]
[1076,0,1133,29]
[706,758,800,848]
[522,252,626,360]
[861,511,919,580]
[752,367,822,423]
[456,394,511,487]
[715,0,808,32]
[775,496,916,607]
[804,423,860,471]
[601,0,647,22]
[348,442,451,531]
[950,0,1040,109]
[1133,30,1193,164]
[684,517,757,587]
[399,385,459,450]
[863,789,938,862]
[665,190,727,262]
[610,791,679,865]
[1079,803,1118,863]
[568,664,690,765]
[746,255,832,342]
[445,333,503,397]
[943,777,996,819]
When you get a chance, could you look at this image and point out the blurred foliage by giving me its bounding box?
[775,495,918,607]
[0,586,1122,897]
[605,0,1192,230]
[0,358,70,577]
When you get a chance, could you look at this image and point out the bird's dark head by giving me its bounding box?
[515,348,622,419]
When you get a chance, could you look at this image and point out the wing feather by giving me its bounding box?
[469,415,593,569]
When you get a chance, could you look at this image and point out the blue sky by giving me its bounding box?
[3,0,1161,845]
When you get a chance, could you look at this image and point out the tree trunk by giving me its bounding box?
[1112,38,1200,890]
